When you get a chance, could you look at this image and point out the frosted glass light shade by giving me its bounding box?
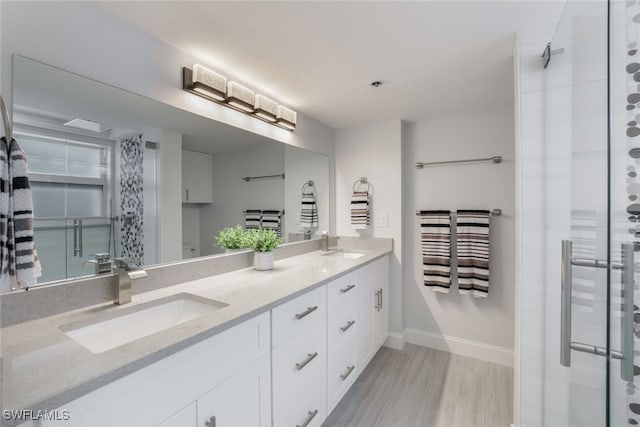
[276,105,297,130]
[227,81,255,112]
[254,94,278,122]
[192,64,227,101]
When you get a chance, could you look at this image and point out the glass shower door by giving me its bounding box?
[543,1,610,425]
[17,124,114,283]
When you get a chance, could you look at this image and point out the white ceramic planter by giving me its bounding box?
[225,248,246,253]
[253,251,274,271]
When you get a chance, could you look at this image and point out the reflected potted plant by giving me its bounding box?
[215,225,249,252]
[245,228,283,271]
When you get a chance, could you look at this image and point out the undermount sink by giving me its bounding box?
[60,293,228,354]
[322,249,366,259]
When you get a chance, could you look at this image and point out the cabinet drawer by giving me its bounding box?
[272,318,326,417]
[327,337,358,414]
[272,286,326,348]
[327,270,359,309]
[327,300,359,349]
[273,388,325,427]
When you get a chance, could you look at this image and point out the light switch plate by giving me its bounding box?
[377,212,388,228]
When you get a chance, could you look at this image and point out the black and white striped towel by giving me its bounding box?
[418,210,451,292]
[0,137,41,291]
[351,191,370,229]
[456,210,490,298]
[244,209,262,230]
[300,191,318,229]
[261,210,283,238]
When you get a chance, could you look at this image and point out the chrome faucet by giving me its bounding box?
[112,258,147,305]
[320,231,329,251]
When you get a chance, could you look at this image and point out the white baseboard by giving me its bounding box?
[405,328,514,367]
[383,331,406,350]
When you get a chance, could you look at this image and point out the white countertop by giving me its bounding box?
[1,246,391,415]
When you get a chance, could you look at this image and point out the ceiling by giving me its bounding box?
[13,56,279,155]
[98,1,564,130]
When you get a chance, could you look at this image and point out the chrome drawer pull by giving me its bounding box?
[295,352,319,371]
[340,284,356,294]
[340,320,356,332]
[205,415,216,427]
[340,365,355,381]
[296,409,319,427]
[295,305,318,320]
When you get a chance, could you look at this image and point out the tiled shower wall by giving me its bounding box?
[119,133,144,265]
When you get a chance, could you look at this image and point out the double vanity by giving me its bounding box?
[2,239,391,427]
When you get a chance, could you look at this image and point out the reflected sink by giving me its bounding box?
[321,249,366,259]
[60,293,228,354]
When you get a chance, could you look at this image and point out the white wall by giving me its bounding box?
[284,145,330,238]
[335,120,404,336]
[199,143,285,256]
[159,129,182,263]
[403,109,515,367]
[181,205,201,258]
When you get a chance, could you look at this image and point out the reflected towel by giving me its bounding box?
[0,137,41,291]
[300,191,318,228]
[244,209,262,230]
[261,210,283,238]
[418,210,451,293]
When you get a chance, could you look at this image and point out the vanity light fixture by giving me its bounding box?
[254,94,278,122]
[182,64,297,131]
[276,105,297,130]
[191,64,227,101]
[227,81,255,113]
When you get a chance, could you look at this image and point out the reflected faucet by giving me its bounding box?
[112,258,147,305]
[83,253,113,275]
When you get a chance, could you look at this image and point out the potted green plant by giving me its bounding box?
[215,225,248,252]
[245,228,283,270]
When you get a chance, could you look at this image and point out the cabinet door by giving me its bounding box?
[197,355,271,427]
[156,403,196,427]
[182,149,212,203]
[373,259,390,350]
[357,279,376,369]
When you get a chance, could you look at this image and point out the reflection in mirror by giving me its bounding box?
[11,55,329,288]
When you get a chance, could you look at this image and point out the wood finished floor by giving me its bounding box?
[323,344,513,427]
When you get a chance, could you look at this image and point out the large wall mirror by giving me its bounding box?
[11,55,329,286]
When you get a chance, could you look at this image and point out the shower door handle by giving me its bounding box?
[561,240,634,376]
[620,243,635,382]
[78,219,83,258]
[560,240,572,367]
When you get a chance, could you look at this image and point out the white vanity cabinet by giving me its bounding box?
[181,149,213,203]
[271,286,327,427]
[20,255,390,427]
[35,312,270,427]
